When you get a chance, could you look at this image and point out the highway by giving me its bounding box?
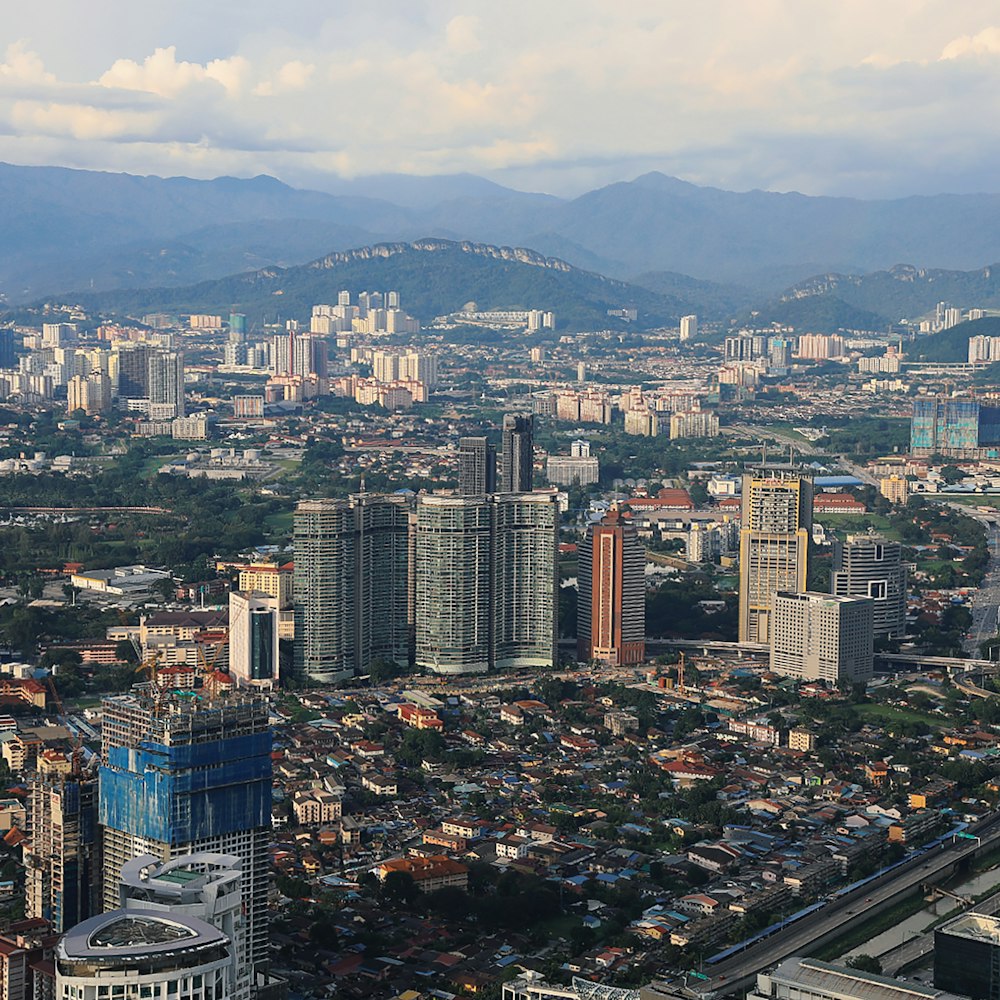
[703,813,1000,996]
[879,883,1000,975]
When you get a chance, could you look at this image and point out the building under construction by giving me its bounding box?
[98,687,272,982]
[910,395,1000,459]
[24,766,101,933]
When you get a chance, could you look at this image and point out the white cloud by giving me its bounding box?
[0,2,997,196]
[0,40,55,85]
[11,101,158,141]
[99,46,248,97]
[941,26,1000,60]
[253,59,315,96]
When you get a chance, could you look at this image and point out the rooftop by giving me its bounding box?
[938,912,1000,945]
[762,957,967,1000]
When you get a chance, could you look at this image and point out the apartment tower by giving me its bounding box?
[738,468,813,644]
[499,413,534,492]
[577,505,646,665]
[458,436,496,495]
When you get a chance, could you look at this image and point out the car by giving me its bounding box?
[865,897,872,902]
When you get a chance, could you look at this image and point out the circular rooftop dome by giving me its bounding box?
[90,916,197,950]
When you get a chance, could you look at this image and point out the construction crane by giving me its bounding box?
[133,651,168,716]
[45,674,84,775]
[195,630,230,696]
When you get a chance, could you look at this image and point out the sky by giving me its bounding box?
[2,1,1000,198]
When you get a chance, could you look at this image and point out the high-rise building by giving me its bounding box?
[879,474,909,506]
[0,328,16,369]
[293,495,412,682]
[414,496,493,675]
[98,690,272,978]
[500,413,534,492]
[491,493,559,670]
[738,469,813,644]
[228,592,280,690]
[24,768,100,932]
[910,395,1000,459]
[679,315,697,342]
[355,493,413,670]
[292,499,358,683]
[831,534,907,638]
[935,913,1000,1000]
[458,436,496,495]
[238,561,293,609]
[147,350,186,418]
[546,440,600,486]
[110,853,250,1000]
[271,328,327,379]
[414,493,558,674]
[229,313,247,339]
[669,409,719,440]
[769,591,874,683]
[112,342,151,399]
[577,505,646,665]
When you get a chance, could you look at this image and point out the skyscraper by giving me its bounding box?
[147,349,186,417]
[98,689,272,979]
[113,342,151,399]
[292,499,357,684]
[831,534,907,638]
[679,314,698,342]
[738,468,813,644]
[458,436,496,495]
[499,413,534,492]
[293,495,412,682]
[414,496,493,675]
[491,492,559,669]
[769,591,874,683]
[577,505,646,665]
[414,493,558,674]
[25,767,100,932]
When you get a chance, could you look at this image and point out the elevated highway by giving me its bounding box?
[703,813,1000,996]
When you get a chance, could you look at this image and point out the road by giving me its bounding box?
[704,814,1000,995]
[879,881,1000,976]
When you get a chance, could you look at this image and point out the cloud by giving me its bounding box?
[0,40,55,85]
[253,60,315,96]
[941,26,1000,60]
[0,2,998,197]
[99,46,248,97]
[11,101,159,141]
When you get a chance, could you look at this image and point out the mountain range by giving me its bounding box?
[741,264,1000,331]
[7,163,1000,309]
[67,239,685,331]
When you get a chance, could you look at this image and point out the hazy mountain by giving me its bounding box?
[740,262,1000,331]
[7,162,1000,304]
[629,270,755,319]
[67,238,686,330]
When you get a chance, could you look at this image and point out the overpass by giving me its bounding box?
[702,812,1000,997]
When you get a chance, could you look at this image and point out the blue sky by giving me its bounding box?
[1,1,999,197]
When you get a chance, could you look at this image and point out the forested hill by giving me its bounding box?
[911,316,1000,362]
[65,238,685,330]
